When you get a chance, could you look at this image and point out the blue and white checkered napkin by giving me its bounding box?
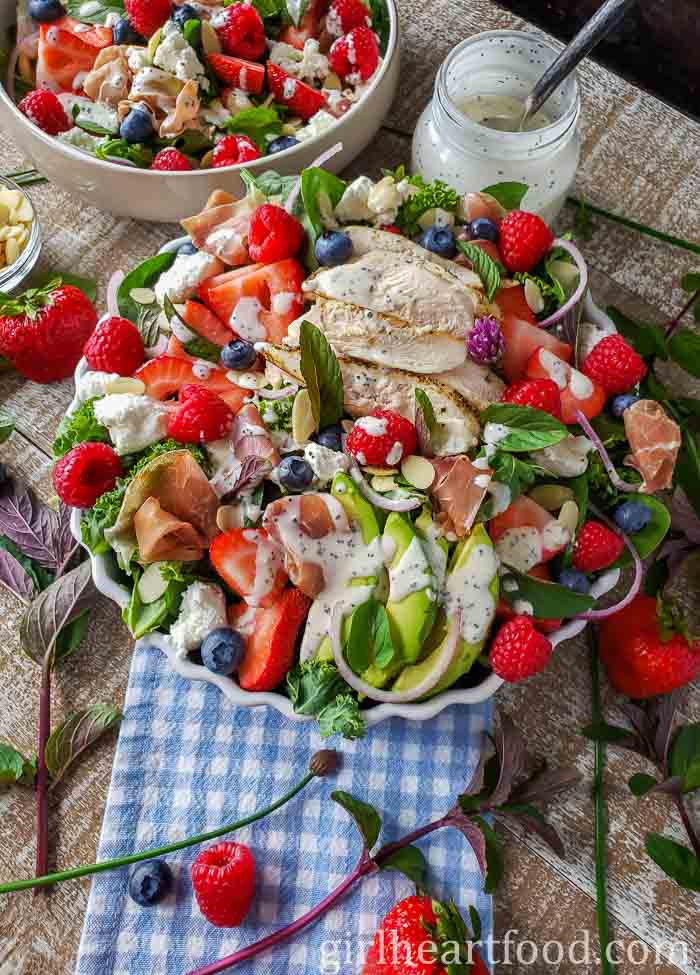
[76,641,492,975]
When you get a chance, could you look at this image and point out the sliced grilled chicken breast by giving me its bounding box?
[259,344,481,454]
[438,360,505,411]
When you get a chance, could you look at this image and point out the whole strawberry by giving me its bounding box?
[0,282,97,382]
[84,316,144,375]
[599,595,700,698]
[581,334,647,394]
[498,210,554,273]
[363,895,488,975]
[501,377,563,419]
[572,520,624,573]
[191,841,255,927]
[489,615,552,682]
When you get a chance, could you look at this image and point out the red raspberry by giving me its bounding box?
[84,316,144,376]
[572,520,625,572]
[346,410,418,467]
[326,0,372,37]
[581,334,647,394]
[248,204,305,263]
[489,615,552,682]
[191,841,256,927]
[211,134,261,168]
[501,377,563,420]
[124,0,172,38]
[18,89,71,136]
[168,384,234,442]
[151,148,194,172]
[215,3,266,60]
[498,210,554,273]
[328,26,379,82]
[53,442,122,508]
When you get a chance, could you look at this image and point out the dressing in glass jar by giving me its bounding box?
[412,31,581,223]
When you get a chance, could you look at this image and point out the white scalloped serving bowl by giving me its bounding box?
[68,240,618,728]
[0,2,400,222]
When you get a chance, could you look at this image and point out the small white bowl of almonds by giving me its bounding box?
[0,176,41,293]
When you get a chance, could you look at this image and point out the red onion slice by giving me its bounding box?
[575,502,642,621]
[575,410,638,494]
[257,384,298,400]
[549,568,620,648]
[285,141,343,215]
[539,239,589,343]
[106,270,125,318]
[348,462,421,513]
[331,603,461,703]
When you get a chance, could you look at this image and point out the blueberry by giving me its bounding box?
[556,568,591,594]
[201,627,245,676]
[316,425,343,452]
[469,217,499,243]
[28,0,65,22]
[277,456,314,492]
[112,16,145,45]
[128,860,173,906]
[613,500,651,534]
[417,226,457,259]
[120,107,154,145]
[178,239,199,256]
[610,393,640,418]
[221,339,257,371]
[173,3,200,27]
[315,231,353,267]
[267,135,300,155]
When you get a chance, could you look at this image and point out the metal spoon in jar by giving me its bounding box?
[485,0,638,132]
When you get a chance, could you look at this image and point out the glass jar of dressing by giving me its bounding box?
[412,30,581,224]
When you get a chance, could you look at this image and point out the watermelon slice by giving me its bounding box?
[499,314,572,384]
[526,347,606,424]
[37,18,112,92]
[490,495,569,573]
[135,356,248,412]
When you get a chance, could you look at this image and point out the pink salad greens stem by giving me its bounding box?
[575,410,638,495]
[576,502,643,621]
[35,657,52,886]
[186,816,454,975]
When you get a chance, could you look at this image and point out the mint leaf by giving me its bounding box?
[44,703,121,785]
[670,724,700,793]
[0,741,34,787]
[380,845,428,886]
[668,328,700,378]
[481,403,568,452]
[646,833,700,892]
[299,320,343,429]
[118,252,176,329]
[501,566,595,618]
[481,181,527,210]
[53,399,110,459]
[457,241,501,302]
[629,773,659,797]
[0,406,14,444]
[331,790,381,850]
[225,106,284,151]
[65,0,124,23]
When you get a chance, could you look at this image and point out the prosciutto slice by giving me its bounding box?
[623,399,681,493]
[134,497,208,562]
[180,190,260,266]
[431,455,491,537]
[209,404,279,498]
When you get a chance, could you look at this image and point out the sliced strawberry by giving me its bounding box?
[490,495,569,572]
[199,259,305,345]
[182,300,234,347]
[525,347,606,424]
[277,0,327,49]
[167,336,190,357]
[37,18,112,92]
[135,355,248,412]
[231,588,311,691]
[207,53,266,93]
[211,528,288,608]
[495,284,537,325]
[266,63,327,120]
[499,314,572,383]
[496,563,562,634]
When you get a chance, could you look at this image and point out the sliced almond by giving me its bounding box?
[401,455,435,490]
[217,504,242,533]
[363,465,397,476]
[12,197,33,224]
[528,484,575,511]
[524,278,545,314]
[323,71,342,90]
[130,287,156,305]
[341,419,354,433]
[106,376,146,395]
[371,475,398,493]
[0,189,22,211]
[0,202,9,228]
[558,500,579,537]
[200,20,222,54]
[5,237,19,266]
[292,388,316,445]
[137,563,169,604]
[229,370,268,390]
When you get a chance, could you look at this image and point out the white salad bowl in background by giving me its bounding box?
[67,236,621,729]
[0,2,400,223]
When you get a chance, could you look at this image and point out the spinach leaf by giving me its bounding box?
[118,252,176,333]
[225,106,284,151]
[612,495,670,565]
[456,241,501,301]
[299,320,344,429]
[481,403,569,452]
[481,181,527,210]
[501,566,595,617]
[367,0,391,54]
[300,167,347,263]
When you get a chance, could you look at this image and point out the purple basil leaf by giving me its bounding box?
[658,539,693,579]
[489,714,530,807]
[447,807,487,876]
[619,700,655,758]
[670,489,700,543]
[0,484,64,572]
[651,776,685,796]
[219,457,272,503]
[504,804,565,858]
[512,765,580,804]
[56,502,78,568]
[414,404,434,458]
[461,733,491,798]
[0,548,36,603]
[653,691,681,768]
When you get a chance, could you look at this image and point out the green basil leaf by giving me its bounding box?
[118,252,176,327]
[44,703,122,785]
[380,845,428,886]
[581,721,637,744]
[606,306,667,360]
[501,566,595,617]
[646,833,700,892]
[20,561,97,669]
[415,387,436,432]
[481,403,569,452]
[472,816,504,894]
[0,406,14,444]
[372,602,395,669]
[345,599,375,674]
[331,790,381,850]
[241,168,300,203]
[224,106,284,150]
[480,181,528,210]
[670,724,700,793]
[629,773,659,797]
[299,320,343,429]
[612,495,670,566]
[668,328,700,378]
[300,167,347,263]
[457,241,501,302]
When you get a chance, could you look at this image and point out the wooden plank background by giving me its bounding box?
[1,1,699,972]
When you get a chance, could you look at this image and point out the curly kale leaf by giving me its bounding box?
[287,660,366,739]
[396,177,459,236]
[53,399,110,459]
[259,394,294,433]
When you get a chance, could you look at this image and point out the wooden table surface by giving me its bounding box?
[1,2,699,972]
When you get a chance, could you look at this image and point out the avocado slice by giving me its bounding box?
[383,512,437,665]
[415,507,449,593]
[392,523,499,698]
